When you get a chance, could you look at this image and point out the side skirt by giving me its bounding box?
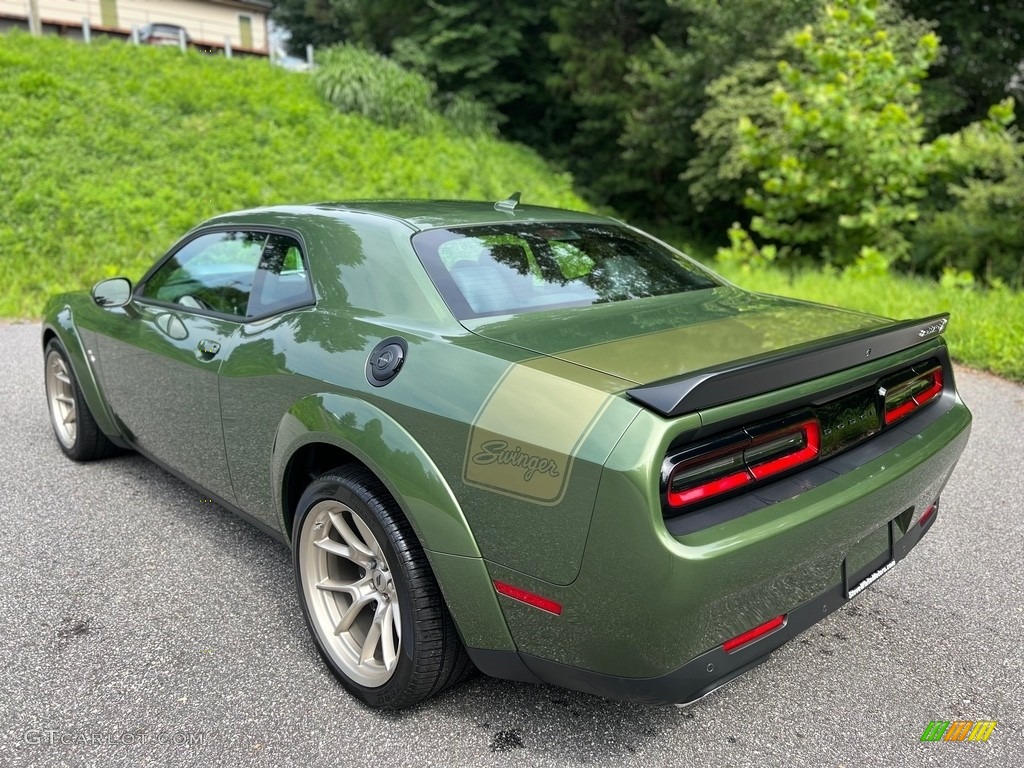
[127,443,289,546]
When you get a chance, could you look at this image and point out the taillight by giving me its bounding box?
[666,418,820,509]
[881,366,943,425]
[746,419,821,479]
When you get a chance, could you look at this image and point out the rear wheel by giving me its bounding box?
[44,340,119,461]
[293,466,472,708]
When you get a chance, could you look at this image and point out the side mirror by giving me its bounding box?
[92,277,133,309]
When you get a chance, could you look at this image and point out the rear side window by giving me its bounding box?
[412,223,720,319]
[249,234,315,316]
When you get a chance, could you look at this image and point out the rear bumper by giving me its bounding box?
[476,398,971,704]
[472,501,939,705]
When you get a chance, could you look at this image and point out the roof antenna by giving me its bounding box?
[494,191,521,213]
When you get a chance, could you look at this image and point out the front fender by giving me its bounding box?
[42,301,128,447]
[273,392,480,558]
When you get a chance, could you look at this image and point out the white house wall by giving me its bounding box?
[0,0,268,52]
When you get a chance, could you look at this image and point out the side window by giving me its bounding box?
[141,231,313,318]
[249,233,315,316]
[142,231,266,317]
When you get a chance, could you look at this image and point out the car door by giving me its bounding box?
[216,232,318,530]
[96,230,269,504]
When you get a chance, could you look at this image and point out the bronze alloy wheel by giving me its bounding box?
[42,340,119,462]
[298,497,403,687]
[293,467,472,708]
[45,347,78,450]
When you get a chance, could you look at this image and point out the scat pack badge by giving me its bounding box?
[917,318,948,338]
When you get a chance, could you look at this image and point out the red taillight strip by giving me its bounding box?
[493,580,562,615]
[722,614,787,654]
[883,367,943,425]
[748,419,820,480]
[667,419,820,509]
[918,503,937,528]
[667,469,752,507]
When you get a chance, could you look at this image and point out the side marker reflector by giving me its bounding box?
[722,614,787,654]
[493,580,562,615]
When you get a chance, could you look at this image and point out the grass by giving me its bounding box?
[0,32,585,318]
[712,262,1024,382]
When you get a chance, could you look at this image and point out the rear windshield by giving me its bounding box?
[412,222,720,319]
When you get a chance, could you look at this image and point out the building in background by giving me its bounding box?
[0,0,272,55]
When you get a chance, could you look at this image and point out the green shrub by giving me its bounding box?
[311,44,501,137]
[700,0,1022,287]
[312,44,438,131]
[735,0,937,267]
[913,103,1024,287]
[440,92,501,137]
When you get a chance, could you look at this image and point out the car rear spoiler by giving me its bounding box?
[626,314,950,418]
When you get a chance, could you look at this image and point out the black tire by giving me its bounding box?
[43,339,120,462]
[293,465,473,709]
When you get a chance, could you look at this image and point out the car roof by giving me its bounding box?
[207,200,613,232]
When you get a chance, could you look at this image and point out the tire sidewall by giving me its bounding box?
[292,473,421,708]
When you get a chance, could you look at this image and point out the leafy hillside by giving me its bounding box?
[0,33,585,318]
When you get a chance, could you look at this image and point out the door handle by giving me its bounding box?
[196,339,221,359]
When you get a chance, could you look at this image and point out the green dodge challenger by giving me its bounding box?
[42,198,971,708]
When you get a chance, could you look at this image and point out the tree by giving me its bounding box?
[722,0,939,265]
[622,0,819,227]
[543,0,681,214]
[271,0,426,55]
[913,102,1024,285]
[389,1,556,143]
[900,0,1024,134]
[391,3,551,107]
[711,0,1023,283]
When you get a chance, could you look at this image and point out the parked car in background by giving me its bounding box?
[41,197,971,709]
[139,23,191,47]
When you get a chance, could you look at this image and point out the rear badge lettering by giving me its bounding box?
[472,440,560,482]
[918,318,948,338]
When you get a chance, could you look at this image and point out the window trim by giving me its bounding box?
[134,225,316,322]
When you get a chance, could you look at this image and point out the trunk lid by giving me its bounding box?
[462,287,892,387]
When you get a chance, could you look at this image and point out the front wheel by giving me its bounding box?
[44,339,120,461]
[293,466,472,708]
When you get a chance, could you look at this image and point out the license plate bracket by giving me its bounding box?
[843,515,901,600]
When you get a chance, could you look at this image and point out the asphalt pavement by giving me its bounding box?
[0,321,1020,767]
